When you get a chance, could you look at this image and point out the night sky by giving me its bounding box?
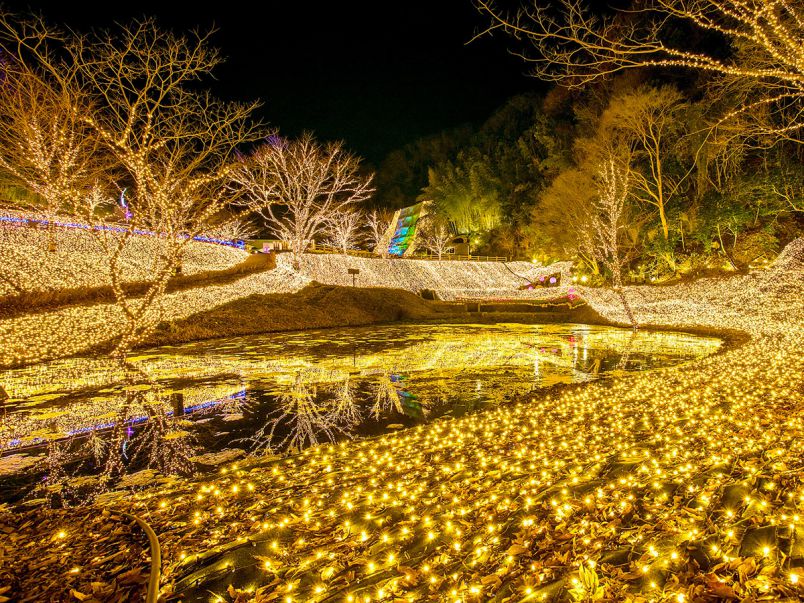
[5,1,537,166]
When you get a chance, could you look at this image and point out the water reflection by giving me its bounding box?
[0,323,721,503]
[248,372,359,454]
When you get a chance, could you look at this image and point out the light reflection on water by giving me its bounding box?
[0,323,721,503]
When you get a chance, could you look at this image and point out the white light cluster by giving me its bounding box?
[0,239,573,367]
[0,211,248,297]
[277,253,574,300]
[0,265,309,367]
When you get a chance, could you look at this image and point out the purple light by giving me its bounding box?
[119,188,132,221]
[266,134,285,148]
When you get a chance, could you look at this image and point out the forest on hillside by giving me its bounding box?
[373,74,802,281]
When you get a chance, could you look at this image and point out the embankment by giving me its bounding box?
[141,283,459,347]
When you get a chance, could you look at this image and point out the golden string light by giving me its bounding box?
[2,205,801,601]
[0,214,309,367]
[1,325,718,456]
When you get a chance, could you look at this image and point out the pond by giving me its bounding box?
[0,322,722,504]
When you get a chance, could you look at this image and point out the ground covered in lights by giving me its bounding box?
[2,240,803,603]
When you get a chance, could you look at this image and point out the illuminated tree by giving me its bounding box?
[201,216,260,242]
[417,213,455,260]
[81,183,116,221]
[324,207,364,254]
[589,155,638,327]
[231,133,374,269]
[366,208,395,258]
[0,17,263,355]
[474,0,803,144]
[84,23,260,354]
[0,63,102,251]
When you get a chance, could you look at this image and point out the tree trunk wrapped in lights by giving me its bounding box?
[590,155,639,328]
[417,213,455,260]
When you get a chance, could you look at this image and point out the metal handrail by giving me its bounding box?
[309,244,376,258]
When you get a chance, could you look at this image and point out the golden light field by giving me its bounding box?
[43,240,799,602]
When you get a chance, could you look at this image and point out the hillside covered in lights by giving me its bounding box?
[3,239,802,603]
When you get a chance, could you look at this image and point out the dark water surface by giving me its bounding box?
[0,323,721,504]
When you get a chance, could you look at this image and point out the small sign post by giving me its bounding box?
[347,268,360,287]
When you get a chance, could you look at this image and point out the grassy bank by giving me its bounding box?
[139,282,461,348]
[0,253,274,319]
[138,284,643,350]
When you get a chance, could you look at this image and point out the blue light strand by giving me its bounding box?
[3,388,248,452]
[0,214,245,250]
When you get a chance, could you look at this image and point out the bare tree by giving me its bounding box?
[0,62,102,251]
[231,132,374,269]
[82,182,116,221]
[535,167,600,273]
[772,182,803,213]
[474,0,804,144]
[589,155,638,327]
[598,86,687,240]
[201,216,260,241]
[417,213,455,260]
[76,21,261,355]
[324,207,363,254]
[0,16,263,356]
[366,208,395,258]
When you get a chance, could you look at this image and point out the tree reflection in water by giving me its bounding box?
[23,360,200,505]
[245,368,438,457]
[1,324,722,504]
[248,371,363,454]
[332,376,361,426]
[128,403,196,477]
[370,371,404,419]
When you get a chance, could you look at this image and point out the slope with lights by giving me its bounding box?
[0,266,310,367]
[0,211,248,297]
[278,253,574,300]
[30,239,797,603]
